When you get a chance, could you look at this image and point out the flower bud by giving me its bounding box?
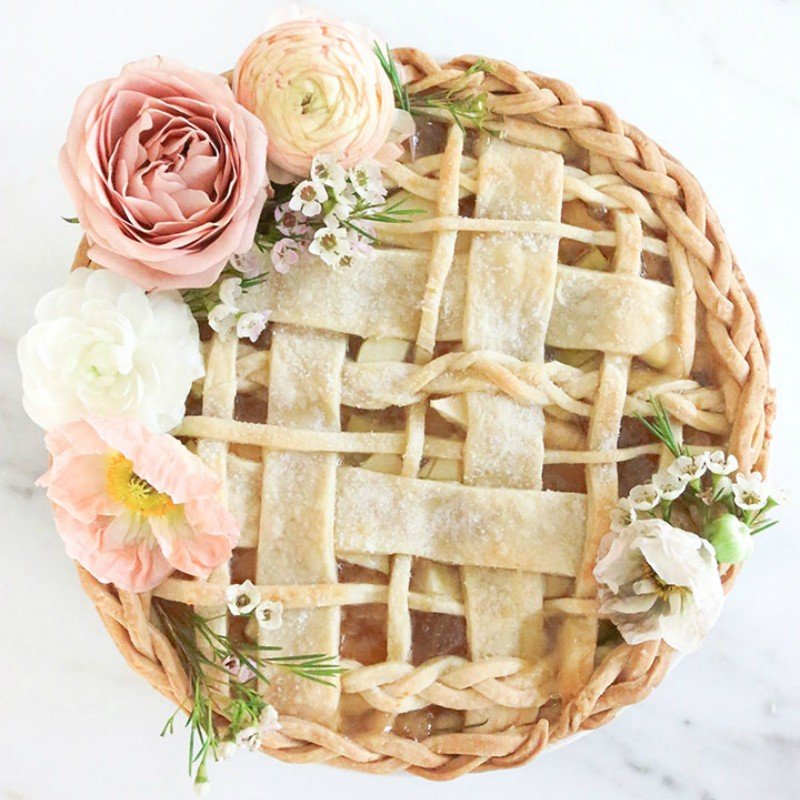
[704,513,753,564]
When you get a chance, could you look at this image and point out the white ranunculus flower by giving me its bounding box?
[594,519,724,653]
[18,268,203,432]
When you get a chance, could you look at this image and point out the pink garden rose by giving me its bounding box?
[60,57,269,290]
[233,13,395,179]
[38,417,239,592]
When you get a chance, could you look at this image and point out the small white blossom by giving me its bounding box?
[236,311,270,343]
[652,470,689,501]
[348,224,375,256]
[323,193,356,229]
[226,580,261,616]
[274,203,310,237]
[193,778,211,798]
[235,725,262,752]
[271,238,303,274]
[668,454,708,482]
[706,451,739,476]
[289,179,328,217]
[732,472,770,512]
[218,277,243,310]
[254,599,283,631]
[610,497,637,532]
[349,160,386,203]
[311,154,347,193]
[207,303,237,338]
[229,249,264,279]
[222,655,255,683]
[216,740,238,762]
[594,519,724,653]
[699,475,733,506]
[629,483,661,511]
[259,704,282,733]
[309,226,352,268]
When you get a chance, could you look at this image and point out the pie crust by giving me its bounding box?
[72,49,773,778]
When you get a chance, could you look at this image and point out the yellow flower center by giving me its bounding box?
[642,561,689,601]
[106,452,176,517]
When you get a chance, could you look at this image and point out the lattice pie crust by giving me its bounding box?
[74,50,773,778]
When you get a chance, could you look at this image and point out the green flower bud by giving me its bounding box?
[704,513,754,564]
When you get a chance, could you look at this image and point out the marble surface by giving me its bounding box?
[2,0,799,798]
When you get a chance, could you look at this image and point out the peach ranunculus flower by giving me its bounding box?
[233,13,396,179]
[60,57,269,291]
[38,417,239,593]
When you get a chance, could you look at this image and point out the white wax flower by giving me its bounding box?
[208,303,238,338]
[629,483,661,511]
[18,268,203,432]
[594,519,724,653]
[668,453,708,482]
[259,704,281,733]
[349,160,386,204]
[235,725,262,751]
[236,311,270,343]
[218,277,243,308]
[226,580,261,616]
[610,497,637,532]
[289,179,327,217]
[311,154,348,193]
[309,226,352,268]
[652,470,688,501]
[732,472,770,512]
[254,599,283,631]
[706,450,738,476]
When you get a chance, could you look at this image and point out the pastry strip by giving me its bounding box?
[194,335,238,689]
[387,125,465,663]
[460,141,562,695]
[334,467,586,576]
[256,325,347,723]
[557,208,644,698]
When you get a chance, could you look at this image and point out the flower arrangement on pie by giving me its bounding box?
[18,6,781,792]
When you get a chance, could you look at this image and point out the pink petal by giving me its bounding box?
[54,508,174,593]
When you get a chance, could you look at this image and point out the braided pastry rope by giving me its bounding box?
[71,50,772,778]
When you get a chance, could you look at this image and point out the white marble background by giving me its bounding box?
[2,0,799,798]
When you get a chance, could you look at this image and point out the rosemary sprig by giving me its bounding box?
[373,42,410,112]
[633,395,686,458]
[413,92,492,133]
[182,265,270,319]
[373,42,495,134]
[154,598,343,787]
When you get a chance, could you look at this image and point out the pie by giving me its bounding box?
[72,47,773,778]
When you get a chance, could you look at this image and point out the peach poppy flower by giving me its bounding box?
[38,417,239,592]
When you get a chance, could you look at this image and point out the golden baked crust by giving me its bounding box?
[71,49,773,779]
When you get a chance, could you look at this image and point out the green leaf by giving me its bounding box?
[373,42,410,112]
[61,216,80,224]
[633,395,685,458]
